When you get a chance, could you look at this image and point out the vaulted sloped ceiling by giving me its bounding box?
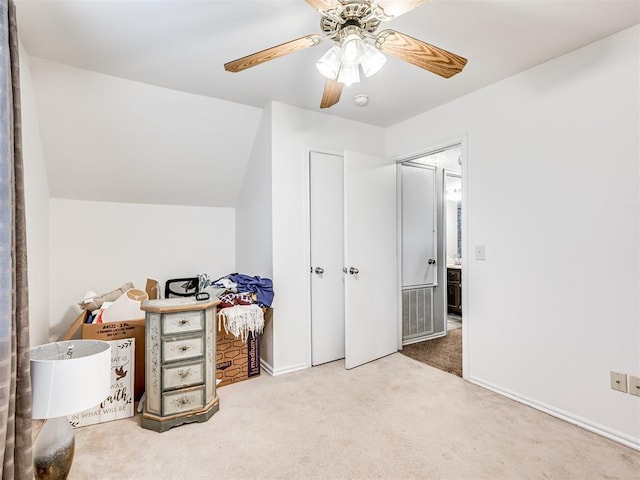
[29,58,262,207]
[15,1,640,207]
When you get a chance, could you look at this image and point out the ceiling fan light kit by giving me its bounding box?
[341,29,367,63]
[315,25,388,84]
[337,62,360,86]
[316,45,342,78]
[224,0,468,109]
[360,44,387,77]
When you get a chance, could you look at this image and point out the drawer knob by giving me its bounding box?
[178,369,191,378]
[178,319,189,326]
[179,345,189,352]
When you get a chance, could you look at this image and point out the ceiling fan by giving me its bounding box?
[224,0,467,109]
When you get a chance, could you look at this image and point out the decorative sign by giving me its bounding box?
[68,339,135,428]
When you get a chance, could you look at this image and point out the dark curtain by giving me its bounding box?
[0,0,33,478]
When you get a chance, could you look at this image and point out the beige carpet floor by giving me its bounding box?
[70,354,639,479]
[400,328,462,377]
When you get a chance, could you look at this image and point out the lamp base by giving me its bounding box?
[33,416,75,480]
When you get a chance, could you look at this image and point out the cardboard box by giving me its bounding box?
[216,308,271,387]
[81,315,146,401]
[216,330,261,387]
[68,338,135,428]
[62,279,158,401]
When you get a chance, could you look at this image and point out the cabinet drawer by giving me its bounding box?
[163,310,203,335]
[162,386,204,416]
[162,360,204,390]
[447,268,461,282]
[162,335,203,362]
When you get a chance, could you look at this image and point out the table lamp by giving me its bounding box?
[30,340,111,480]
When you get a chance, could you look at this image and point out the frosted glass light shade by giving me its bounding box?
[316,45,341,79]
[361,45,387,77]
[31,340,111,419]
[341,33,366,64]
[337,63,360,86]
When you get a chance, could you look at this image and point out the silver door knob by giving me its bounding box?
[349,267,359,275]
[428,259,436,265]
[314,267,324,274]
[342,267,348,274]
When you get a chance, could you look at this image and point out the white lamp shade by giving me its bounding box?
[361,45,387,78]
[316,45,341,79]
[31,340,111,419]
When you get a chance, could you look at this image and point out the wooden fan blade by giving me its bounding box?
[224,34,321,73]
[320,79,343,109]
[376,0,430,19]
[376,29,467,78]
[305,0,340,13]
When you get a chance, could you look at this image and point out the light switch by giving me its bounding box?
[474,245,486,261]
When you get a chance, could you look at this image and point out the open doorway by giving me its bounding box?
[399,144,464,377]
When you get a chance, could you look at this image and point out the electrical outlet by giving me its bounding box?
[474,245,486,261]
[629,375,640,397]
[610,371,627,393]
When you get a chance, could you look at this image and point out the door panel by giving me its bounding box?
[401,164,436,287]
[310,152,345,366]
[344,150,398,369]
[400,163,439,343]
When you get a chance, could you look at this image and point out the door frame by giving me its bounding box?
[393,136,470,380]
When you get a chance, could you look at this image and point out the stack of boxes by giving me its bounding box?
[62,278,270,428]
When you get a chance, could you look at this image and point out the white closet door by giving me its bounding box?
[309,152,345,365]
[344,150,398,369]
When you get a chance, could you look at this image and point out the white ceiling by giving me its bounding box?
[15,0,640,128]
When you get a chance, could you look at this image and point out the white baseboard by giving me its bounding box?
[260,359,308,377]
[260,358,274,376]
[469,376,640,452]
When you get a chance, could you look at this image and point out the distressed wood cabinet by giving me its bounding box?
[141,297,219,432]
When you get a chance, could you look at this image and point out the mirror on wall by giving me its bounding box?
[445,172,462,266]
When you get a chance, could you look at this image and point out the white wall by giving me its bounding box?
[235,105,273,278]
[235,105,274,367]
[18,41,50,347]
[49,199,235,341]
[388,26,640,447]
[269,102,387,374]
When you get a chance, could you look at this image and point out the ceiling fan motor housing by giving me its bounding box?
[320,1,381,40]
